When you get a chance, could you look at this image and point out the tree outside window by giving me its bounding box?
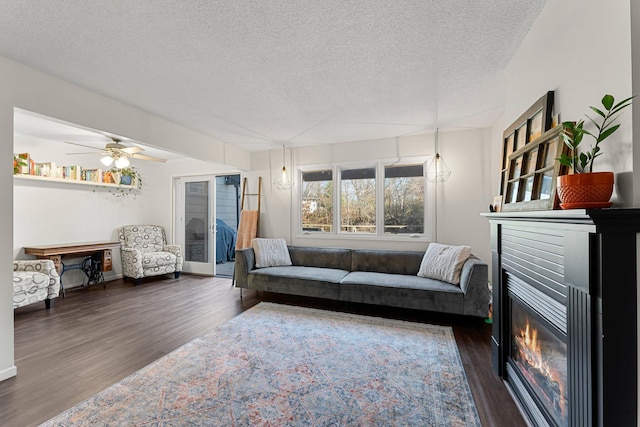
[384,165,424,234]
[302,170,333,232]
[340,167,376,233]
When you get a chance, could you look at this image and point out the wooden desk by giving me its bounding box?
[24,241,120,293]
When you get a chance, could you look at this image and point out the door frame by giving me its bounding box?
[173,174,217,275]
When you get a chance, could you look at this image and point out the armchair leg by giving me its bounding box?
[45,299,54,309]
[135,278,142,286]
[174,272,180,279]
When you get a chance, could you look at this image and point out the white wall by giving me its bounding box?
[0,55,249,382]
[246,129,493,264]
[494,0,633,204]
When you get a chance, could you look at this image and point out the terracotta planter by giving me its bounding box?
[556,172,614,209]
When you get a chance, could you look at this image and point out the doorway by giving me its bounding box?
[174,174,240,276]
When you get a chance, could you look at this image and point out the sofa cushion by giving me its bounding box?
[252,266,349,284]
[252,238,292,268]
[418,243,472,285]
[289,246,352,270]
[248,266,347,300]
[339,272,465,313]
[351,249,424,275]
[143,252,178,267]
[340,271,464,293]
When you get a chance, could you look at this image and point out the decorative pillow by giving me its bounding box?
[417,243,472,285]
[252,238,292,268]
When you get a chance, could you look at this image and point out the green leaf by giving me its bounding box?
[612,95,635,110]
[610,101,633,116]
[585,114,602,131]
[597,124,620,142]
[602,94,614,110]
[590,106,606,118]
[557,154,574,168]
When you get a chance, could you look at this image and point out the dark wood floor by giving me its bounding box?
[1,275,526,427]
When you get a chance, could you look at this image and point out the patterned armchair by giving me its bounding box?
[118,225,183,285]
[13,259,60,309]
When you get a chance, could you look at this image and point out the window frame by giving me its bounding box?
[295,158,433,242]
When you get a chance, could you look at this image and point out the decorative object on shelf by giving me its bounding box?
[13,154,27,174]
[426,128,451,183]
[557,93,634,209]
[273,144,293,190]
[499,91,555,200]
[501,126,569,212]
[107,166,143,198]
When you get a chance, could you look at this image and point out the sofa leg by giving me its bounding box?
[135,278,142,286]
[45,299,54,309]
[174,272,180,279]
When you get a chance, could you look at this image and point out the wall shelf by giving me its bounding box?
[14,174,138,189]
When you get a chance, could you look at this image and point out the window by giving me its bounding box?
[384,165,424,234]
[340,167,376,233]
[299,162,427,238]
[301,170,333,232]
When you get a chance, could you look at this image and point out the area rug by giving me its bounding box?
[41,303,481,426]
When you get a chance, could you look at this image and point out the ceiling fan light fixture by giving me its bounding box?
[114,157,130,168]
[100,155,114,167]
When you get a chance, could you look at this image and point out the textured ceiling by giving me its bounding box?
[1,1,547,152]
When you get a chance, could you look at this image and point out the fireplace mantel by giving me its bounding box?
[484,208,639,427]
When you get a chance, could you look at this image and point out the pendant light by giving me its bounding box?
[426,128,451,183]
[273,144,293,190]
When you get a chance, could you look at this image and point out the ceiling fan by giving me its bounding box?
[65,137,167,167]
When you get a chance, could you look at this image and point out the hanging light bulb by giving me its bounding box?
[114,156,130,169]
[100,155,114,167]
[426,128,451,183]
[273,144,293,190]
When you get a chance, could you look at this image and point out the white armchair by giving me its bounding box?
[118,225,183,285]
[13,259,60,309]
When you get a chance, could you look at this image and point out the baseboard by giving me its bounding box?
[0,365,17,382]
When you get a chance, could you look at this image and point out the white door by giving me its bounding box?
[174,176,216,275]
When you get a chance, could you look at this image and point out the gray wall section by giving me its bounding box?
[216,175,240,231]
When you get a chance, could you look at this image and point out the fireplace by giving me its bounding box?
[509,298,567,426]
[485,209,639,427]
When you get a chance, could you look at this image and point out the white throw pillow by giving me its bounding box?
[417,243,472,285]
[252,238,292,268]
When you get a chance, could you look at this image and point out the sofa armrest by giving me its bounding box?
[14,259,60,299]
[121,247,144,278]
[234,247,255,288]
[459,256,490,316]
[163,244,183,271]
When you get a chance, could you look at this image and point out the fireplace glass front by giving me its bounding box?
[511,302,568,426]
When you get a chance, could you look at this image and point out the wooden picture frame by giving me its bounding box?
[499,91,554,198]
[501,125,569,212]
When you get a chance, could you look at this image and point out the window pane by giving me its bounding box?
[340,167,376,233]
[302,170,333,232]
[184,181,209,262]
[384,165,424,234]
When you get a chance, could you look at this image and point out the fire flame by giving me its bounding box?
[515,319,567,423]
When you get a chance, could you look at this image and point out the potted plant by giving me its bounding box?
[556,93,634,209]
[107,166,143,198]
[13,154,27,174]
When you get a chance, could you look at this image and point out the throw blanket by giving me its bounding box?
[236,210,259,249]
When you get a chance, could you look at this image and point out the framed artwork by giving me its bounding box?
[501,125,569,212]
[499,91,555,198]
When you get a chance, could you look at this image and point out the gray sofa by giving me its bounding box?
[235,246,489,317]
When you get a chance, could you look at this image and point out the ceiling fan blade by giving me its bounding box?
[132,153,166,163]
[120,146,144,155]
[64,141,103,151]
